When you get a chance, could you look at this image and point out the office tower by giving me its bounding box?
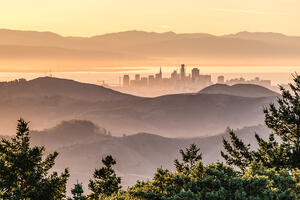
[123,75,130,87]
[199,75,212,87]
[217,75,225,84]
[191,68,200,82]
[260,80,271,87]
[180,64,185,81]
[140,77,148,86]
[155,67,162,80]
[148,75,155,85]
[135,74,140,81]
[171,70,179,81]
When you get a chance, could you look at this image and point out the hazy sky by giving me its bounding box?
[1,0,299,36]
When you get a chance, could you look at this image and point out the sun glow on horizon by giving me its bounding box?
[1,0,300,37]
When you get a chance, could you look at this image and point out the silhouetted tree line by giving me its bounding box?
[0,78,26,86]
[1,76,300,199]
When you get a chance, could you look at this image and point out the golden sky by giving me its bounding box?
[1,0,300,36]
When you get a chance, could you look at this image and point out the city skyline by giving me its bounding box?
[117,64,272,96]
[1,1,299,198]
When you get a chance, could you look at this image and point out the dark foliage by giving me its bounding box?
[0,119,69,200]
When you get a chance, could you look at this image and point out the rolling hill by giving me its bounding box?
[0,77,277,137]
[199,84,279,97]
[30,120,112,150]
[0,76,138,102]
[25,120,270,191]
[0,77,279,192]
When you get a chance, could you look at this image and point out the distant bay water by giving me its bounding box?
[0,66,299,86]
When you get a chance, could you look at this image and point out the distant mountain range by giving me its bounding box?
[0,77,278,137]
[1,29,300,70]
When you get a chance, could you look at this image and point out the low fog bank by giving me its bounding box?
[27,120,270,193]
[0,77,278,138]
[0,76,280,193]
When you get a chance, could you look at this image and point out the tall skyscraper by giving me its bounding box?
[123,75,130,87]
[217,75,225,84]
[140,77,148,86]
[171,70,179,81]
[180,64,185,81]
[135,74,140,81]
[199,75,212,87]
[148,75,155,85]
[155,67,162,80]
[191,68,200,82]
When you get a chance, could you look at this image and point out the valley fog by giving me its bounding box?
[0,75,284,193]
[0,75,280,136]
[0,66,297,97]
[2,0,300,197]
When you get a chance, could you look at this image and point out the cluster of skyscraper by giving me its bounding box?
[123,64,212,89]
[121,64,272,97]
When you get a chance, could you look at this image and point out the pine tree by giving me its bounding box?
[174,144,202,172]
[221,130,254,171]
[0,118,70,200]
[88,155,121,199]
[68,181,86,200]
[128,161,300,200]
[221,75,300,171]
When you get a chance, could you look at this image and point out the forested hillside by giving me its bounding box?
[0,76,299,199]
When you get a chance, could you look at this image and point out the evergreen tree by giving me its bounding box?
[221,130,254,171]
[174,144,202,172]
[68,181,86,200]
[88,155,121,199]
[222,75,300,171]
[0,118,69,200]
[127,159,300,200]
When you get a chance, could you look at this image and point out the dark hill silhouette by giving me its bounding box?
[0,77,138,102]
[199,84,279,98]
[30,120,111,150]
[0,77,276,137]
[26,121,269,191]
[111,93,274,137]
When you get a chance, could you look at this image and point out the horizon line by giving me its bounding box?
[0,27,295,38]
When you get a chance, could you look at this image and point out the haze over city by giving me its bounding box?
[0,0,299,199]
